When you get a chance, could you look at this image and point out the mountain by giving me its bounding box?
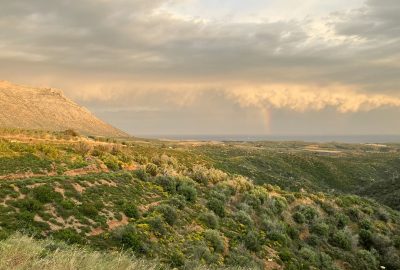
[0,80,127,137]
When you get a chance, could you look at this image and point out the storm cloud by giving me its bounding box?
[0,0,399,135]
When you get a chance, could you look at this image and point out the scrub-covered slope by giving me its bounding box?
[0,133,399,270]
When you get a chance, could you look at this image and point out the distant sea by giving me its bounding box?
[141,135,400,143]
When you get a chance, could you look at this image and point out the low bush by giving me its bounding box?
[199,212,219,229]
[147,216,167,236]
[235,210,253,227]
[112,225,150,254]
[356,250,378,270]
[358,229,373,249]
[123,202,141,219]
[177,183,197,202]
[207,198,226,217]
[330,230,352,251]
[311,222,329,238]
[204,230,225,253]
[52,228,84,244]
[32,185,62,203]
[292,212,305,224]
[145,163,158,176]
[166,249,186,268]
[156,205,177,226]
[244,231,260,252]
[79,202,99,218]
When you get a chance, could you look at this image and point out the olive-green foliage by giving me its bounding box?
[156,205,177,226]
[32,185,62,203]
[330,230,353,251]
[207,198,225,217]
[356,250,379,270]
[204,230,225,253]
[112,225,149,255]
[1,133,400,270]
[123,202,141,219]
[146,163,158,176]
[199,212,219,229]
[311,222,329,238]
[52,228,84,244]
[292,212,305,224]
[147,216,167,236]
[177,183,197,202]
[243,231,260,252]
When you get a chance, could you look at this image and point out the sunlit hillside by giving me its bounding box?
[0,129,399,269]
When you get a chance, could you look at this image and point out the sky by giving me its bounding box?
[1,0,400,136]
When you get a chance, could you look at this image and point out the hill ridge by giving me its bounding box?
[0,80,128,137]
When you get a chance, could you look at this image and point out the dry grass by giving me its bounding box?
[0,234,255,270]
[0,234,160,270]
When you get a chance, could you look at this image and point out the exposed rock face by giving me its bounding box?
[0,80,128,137]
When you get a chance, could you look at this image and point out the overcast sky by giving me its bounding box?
[1,0,399,136]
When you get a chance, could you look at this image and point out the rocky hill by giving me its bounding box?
[0,80,127,137]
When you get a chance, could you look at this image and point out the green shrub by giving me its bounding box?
[225,247,261,268]
[191,164,209,185]
[244,231,260,252]
[315,252,335,269]
[168,195,186,210]
[359,229,374,249]
[376,209,390,222]
[371,234,391,253]
[112,225,149,254]
[383,247,400,270]
[346,207,361,222]
[102,154,121,171]
[297,206,319,222]
[52,229,83,244]
[177,183,197,202]
[204,230,225,253]
[167,249,186,268]
[359,219,372,230]
[207,198,225,217]
[335,213,350,229]
[147,216,167,236]
[155,176,176,194]
[311,222,329,238]
[13,198,42,212]
[292,212,306,224]
[306,235,321,247]
[279,248,294,262]
[123,203,140,219]
[235,210,253,227]
[300,247,317,264]
[134,169,148,181]
[60,199,75,210]
[79,202,99,218]
[156,205,177,226]
[270,197,287,214]
[356,250,378,270]
[394,236,400,249]
[145,163,158,176]
[286,225,299,240]
[32,185,61,203]
[199,212,219,229]
[330,230,352,250]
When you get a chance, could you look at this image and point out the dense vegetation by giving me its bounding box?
[0,129,399,269]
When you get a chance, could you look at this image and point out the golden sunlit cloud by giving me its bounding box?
[227,84,400,113]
